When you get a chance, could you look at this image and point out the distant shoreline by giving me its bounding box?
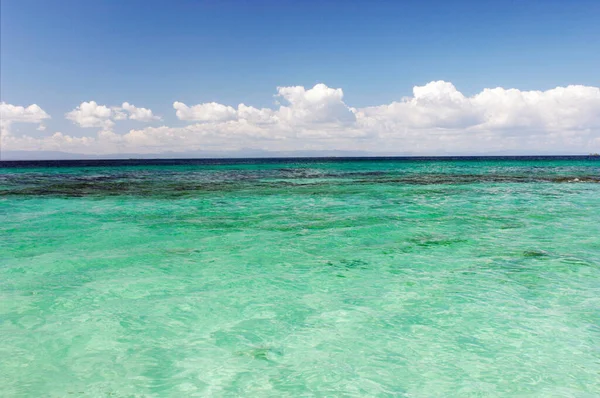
[1,155,599,168]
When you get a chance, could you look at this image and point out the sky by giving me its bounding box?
[1,0,599,158]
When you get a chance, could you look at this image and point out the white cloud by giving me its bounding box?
[121,102,160,122]
[358,81,482,130]
[66,101,114,129]
[66,101,159,129]
[2,131,95,152]
[4,82,600,155]
[111,107,128,121]
[276,83,356,125]
[0,103,50,124]
[237,104,277,125]
[173,83,355,126]
[173,101,237,122]
[358,82,600,134]
[0,102,50,137]
[472,85,600,131]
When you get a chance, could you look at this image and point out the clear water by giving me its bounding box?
[1,157,599,397]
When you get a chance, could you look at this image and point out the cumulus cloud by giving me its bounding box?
[66,101,114,129]
[237,104,277,125]
[276,83,356,125]
[173,101,237,122]
[358,81,600,134]
[121,102,160,122]
[473,85,600,131]
[4,82,600,155]
[0,102,50,136]
[358,81,482,129]
[66,101,159,129]
[173,83,355,126]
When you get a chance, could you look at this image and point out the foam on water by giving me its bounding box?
[1,157,599,396]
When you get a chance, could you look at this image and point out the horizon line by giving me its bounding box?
[2,154,599,164]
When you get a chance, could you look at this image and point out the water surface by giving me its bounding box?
[1,157,599,396]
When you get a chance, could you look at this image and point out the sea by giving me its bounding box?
[1,156,599,396]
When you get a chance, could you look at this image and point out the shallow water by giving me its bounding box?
[1,157,599,396]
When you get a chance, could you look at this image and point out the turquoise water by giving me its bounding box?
[1,157,599,397]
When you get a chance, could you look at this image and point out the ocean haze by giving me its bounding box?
[1,149,592,161]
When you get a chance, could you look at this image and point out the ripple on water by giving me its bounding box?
[1,158,599,396]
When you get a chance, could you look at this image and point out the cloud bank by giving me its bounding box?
[2,81,599,155]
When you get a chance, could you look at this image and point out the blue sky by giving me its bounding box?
[1,0,599,156]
